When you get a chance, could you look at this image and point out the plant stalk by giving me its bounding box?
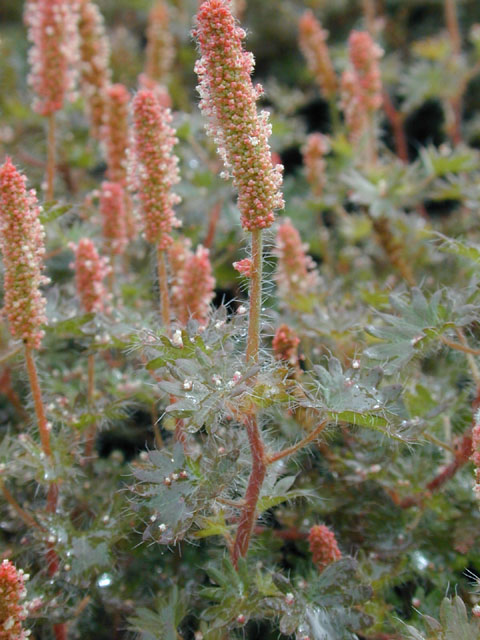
[46,112,56,201]
[231,414,267,567]
[25,346,52,458]
[24,346,67,640]
[157,246,171,329]
[84,353,96,461]
[246,229,263,364]
[362,0,376,34]
[445,0,461,55]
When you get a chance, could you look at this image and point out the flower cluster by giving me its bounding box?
[0,158,48,349]
[302,133,330,197]
[25,0,79,116]
[233,257,253,278]
[78,0,111,139]
[130,89,181,248]
[0,559,29,640]
[104,83,130,185]
[99,181,128,255]
[308,525,342,572]
[170,242,215,326]
[272,324,300,367]
[274,219,319,301]
[194,0,284,231]
[298,10,337,100]
[472,409,480,501]
[144,1,174,84]
[340,31,383,143]
[70,238,111,313]
[348,31,383,113]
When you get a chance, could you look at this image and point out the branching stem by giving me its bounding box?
[266,419,328,464]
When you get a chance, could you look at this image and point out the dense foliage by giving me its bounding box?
[1,1,480,639]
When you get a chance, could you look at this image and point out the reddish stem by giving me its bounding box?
[157,246,171,329]
[25,346,67,640]
[25,346,52,457]
[445,0,461,55]
[231,414,267,567]
[382,91,408,163]
[84,354,96,462]
[204,200,222,249]
[46,112,56,201]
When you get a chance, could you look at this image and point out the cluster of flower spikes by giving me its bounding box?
[77,0,111,139]
[194,0,284,232]
[69,238,111,314]
[340,31,383,143]
[298,10,337,100]
[0,559,29,640]
[104,83,130,185]
[144,1,174,85]
[472,408,480,501]
[273,218,319,301]
[308,524,342,572]
[302,132,330,197]
[0,159,49,350]
[130,89,181,249]
[99,181,128,255]
[272,324,300,368]
[24,0,79,116]
[169,239,215,326]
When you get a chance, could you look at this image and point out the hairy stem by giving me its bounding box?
[371,216,416,287]
[246,229,263,364]
[445,0,461,55]
[440,334,480,357]
[84,353,96,461]
[231,414,267,567]
[46,112,56,201]
[25,346,52,457]
[25,346,66,640]
[362,0,376,34]
[157,246,171,329]
[267,419,328,464]
[204,200,223,249]
[0,479,43,530]
[382,91,408,163]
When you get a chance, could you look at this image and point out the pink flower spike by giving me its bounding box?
[274,218,319,302]
[170,244,215,327]
[233,258,252,278]
[194,0,284,231]
[0,158,49,349]
[130,89,181,248]
[348,31,383,113]
[298,11,337,100]
[145,1,174,84]
[104,83,130,185]
[78,0,111,139]
[24,0,80,116]
[340,30,383,146]
[302,133,330,197]
[0,559,29,640]
[70,238,111,314]
[99,181,128,255]
[272,324,300,367]
[308,525,342,572]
